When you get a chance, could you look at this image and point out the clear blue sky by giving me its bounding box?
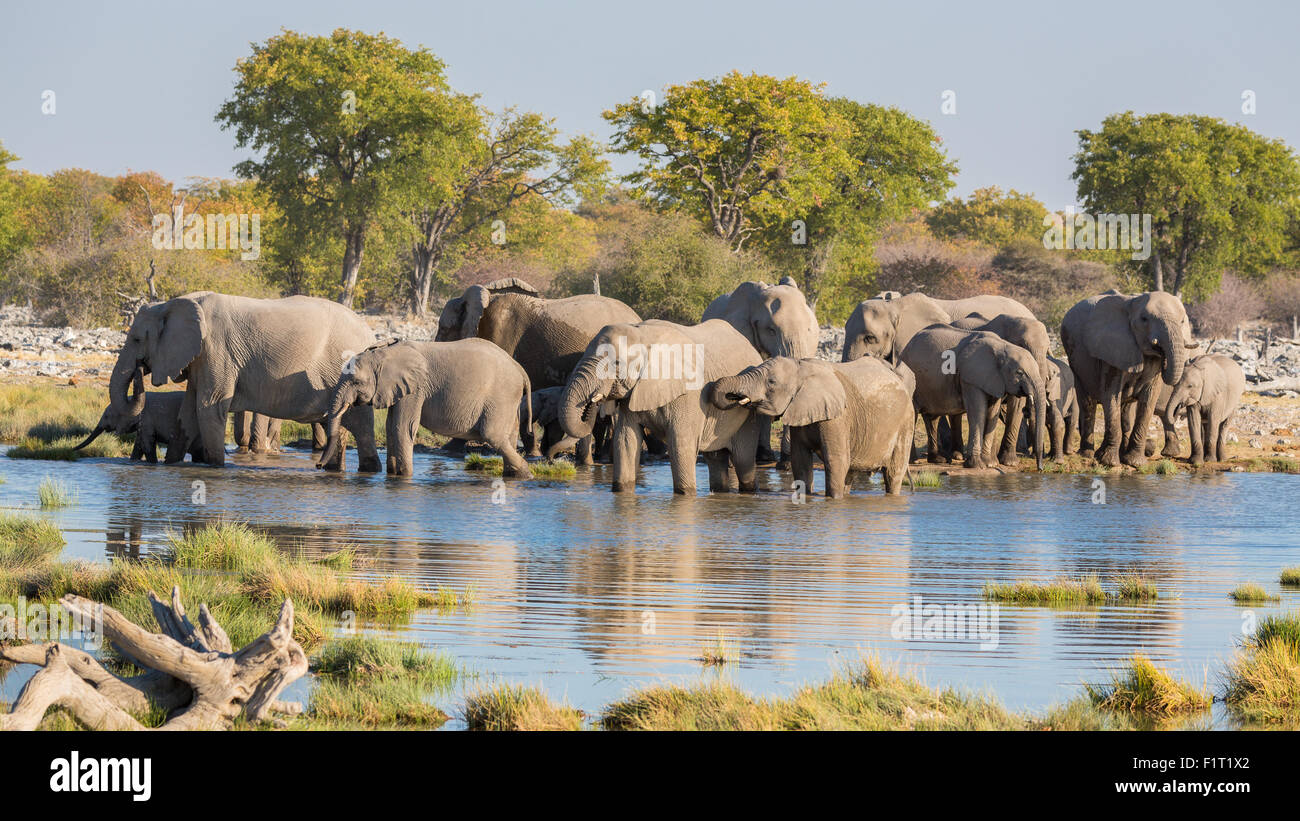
[2,0,1296,209]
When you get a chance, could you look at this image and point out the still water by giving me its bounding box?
[2,445,1297,728]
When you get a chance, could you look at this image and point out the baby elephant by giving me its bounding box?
[319,339,533,478]
[1163,354,1246,464]
[74,369,198,463]
[712,356,915,497]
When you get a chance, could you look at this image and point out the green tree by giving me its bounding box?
[1072,112,1300,297]
[926,186,1046,248]
[604,72,852,251]
[396,105,608,315]
[768,99,956,320]
[216,28,460,307]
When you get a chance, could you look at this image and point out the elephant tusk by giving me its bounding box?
[737,397,751,405]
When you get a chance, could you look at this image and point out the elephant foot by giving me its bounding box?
[236,446,249,454]
[738,481,757,493]
[1052,454,1065,464]
[1120,447,1146,468]
[1094,445,1120,467]
[357,457,382,473]
[926,453,950,465]
[1190,456,1204,466]
[998,453,1020,468]
[611,481,634,493]
[1161,445,1180,458]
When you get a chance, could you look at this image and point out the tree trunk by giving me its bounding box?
[339,225,366,308]
[0,589,307,731]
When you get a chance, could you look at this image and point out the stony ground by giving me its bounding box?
[1,305,1296,464]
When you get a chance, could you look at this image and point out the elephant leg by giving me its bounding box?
[1077,396,1095,456]
[962,387,990,469]
[1160,414,1180,458]
[883,427,911,494]
[196,402,229,466]
[130,439,144,462]
[1048,401,1065,463]
[790,440,815,496]
[443,437,468,454]
[1186,406,1204,465]
[1095,371,1124,467]
[249,413,271,454]
[164,435,186,464]
[346,406,381,472]
[923,415,947,464]
[233,410,251,452]
[998,396,1024,466]
[704,452,732,492]
[730,417,759,492]
[610,415,643,492]
[267,418,282,452]
[666,423,703,495]
[947,413,964,461]
[1121,383,1157,468]
[755,415,777,464]
[1064,401,1079,455]
[574,435,594,465]
[493,435,532,479]
[820,424,850,499]
[981,398,1002,466]
[384,402,419,476]
[143,435,158,464]
[1215,417,1229,463]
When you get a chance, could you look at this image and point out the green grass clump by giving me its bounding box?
[602,655,1024,731]
[1243,456,1300,474]
[982,575,1107,605]
[911,470,942,488]
[699,633,737,667]
[530,458,577,479]
[1086,653,1210,715]
[0,514,66,571]
[1280,568,1300,587]
[37,476,74,508]
[464,453,504,475]
[304,636,459,728]
[1112,572,1160,602]
[1137,459,1179,475]
[1225,613,1300,723]
[1229,583,1280,604]
[464,684,584,731]
[162,522,280,570]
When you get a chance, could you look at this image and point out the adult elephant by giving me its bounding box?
[900,325,1046,470]
[703,277,819,463]
[948,312,1051,465]
[711,356,914,497]
[436,278,641,388]
[109,292,380,470]
[842,291,1035,364]
[1060,291,1195,467]
[559,319,762,494]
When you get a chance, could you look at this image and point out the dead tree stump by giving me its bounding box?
[0,588,307,731]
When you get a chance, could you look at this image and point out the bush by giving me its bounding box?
[873,235,998,300]
[1261,270,1300,337]
[991,238,1119,328]
[1188,272,1264,340]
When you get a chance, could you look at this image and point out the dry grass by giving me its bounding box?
[1225,613,1300,723]
[1229,583,1280,604]
[463,683,584,731]
[1086,653,1210,715]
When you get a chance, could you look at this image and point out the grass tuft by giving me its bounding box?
[1229,583,1280,604]
[464,453,503,475]
[37,476,74,508]
[698,633,737,667]
[1086,653,1210,715]
[530,458,577,479]
[0,514,66,570]
[982,575,1107,605]
[1281,567,1300,587]
[911,470,942,488]
[1224,613,1300,723]
[464,683,584,731]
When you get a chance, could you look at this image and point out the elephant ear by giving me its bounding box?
[373,346,430,408]
[957,334,1007,398]
[784,361,847,426]
[626,370,689,412]
[151,297,205,385]
[1083,295,1143,371]
[483,277,539,296]
[461,286,490,338]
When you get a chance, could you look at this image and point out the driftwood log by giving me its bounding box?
[0,589,306,730]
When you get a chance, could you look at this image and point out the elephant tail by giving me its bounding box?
[521,369,533,453]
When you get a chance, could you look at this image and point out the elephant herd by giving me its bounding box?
[85,278,1244,499]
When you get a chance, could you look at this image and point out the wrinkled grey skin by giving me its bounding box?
[1060,291,1196,467]
[842,292,1035,363]
[437,278,641,388]
[711,356,914,497]
[320,339,532,478]
[1144,382,1183,458]
[949,312,1051,465]
[900,325,1046,470]
[703,277,820,463]
[521,386,607,464]
[560,319,762,494]
[74,369,201,463]
[110,292,380,471]
[1045,355,1079,462]
[1162,354,1246,464]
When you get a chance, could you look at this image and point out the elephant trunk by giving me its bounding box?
[109,358,147,418]
[560,356,610,440]
[71,426,105,451]
[316,383,356,468]
[1157,322,1187,387]
[710,372,757,410]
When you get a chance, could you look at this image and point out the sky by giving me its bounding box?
[1,0,1297,210]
